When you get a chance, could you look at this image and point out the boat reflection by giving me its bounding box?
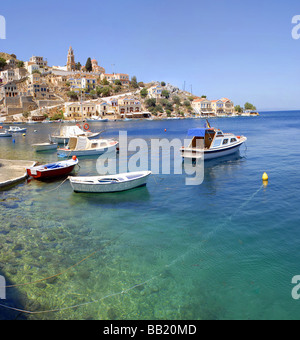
[69,185,151,206]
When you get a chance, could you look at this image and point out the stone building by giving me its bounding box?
[67,46,76,72]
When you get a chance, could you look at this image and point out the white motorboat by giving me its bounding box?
[8,126,27,133]
[0,130,12,137]
[180,121,247,160]
[32,142,58,152]
[88,116,109,122]
[57,136,118,157]
[51,125,102,144]
[69,171,152,193]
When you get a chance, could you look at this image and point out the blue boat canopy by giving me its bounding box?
[187,128,208,137]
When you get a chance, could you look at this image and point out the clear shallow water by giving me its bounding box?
[0,112,300,320]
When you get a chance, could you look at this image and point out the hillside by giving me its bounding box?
[0,52,20,62]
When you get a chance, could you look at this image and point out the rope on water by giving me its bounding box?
[43,178,69,193]
[0,276,158,315]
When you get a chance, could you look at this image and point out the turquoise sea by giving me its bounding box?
[0,111,300,320]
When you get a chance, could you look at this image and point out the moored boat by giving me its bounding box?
[180,121,247,160]
[50,125,102,144]
[32,142,58,152]
[57,136,118,157]
[8,126,27,133]
[0,130,12,137]
[26,157,78,179]
[69,171,152,193]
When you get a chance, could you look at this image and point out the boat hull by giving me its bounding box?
[27,160,78,179]
[32,143,58,152]
[181,139,246,161]
[8,128,27,133]
[69,171,151,193]
[57,143,118,158]
[204,143,242,160]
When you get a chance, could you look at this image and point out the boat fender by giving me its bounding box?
[72,155,77,161]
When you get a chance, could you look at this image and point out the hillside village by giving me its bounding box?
[0,48,256,123]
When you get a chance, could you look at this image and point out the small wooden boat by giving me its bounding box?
[69,171,152,193]
[32,142,58,152]
[26,157,78,179]
[0,130,12,138]
[8,126,27,133]
[57,136,118,157]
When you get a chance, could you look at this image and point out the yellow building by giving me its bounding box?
[64,102,97,119]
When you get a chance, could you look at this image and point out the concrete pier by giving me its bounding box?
[0,159,36,189]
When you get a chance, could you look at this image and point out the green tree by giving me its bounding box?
[145,98,156,108]
[100,86,112,97]
[244,102,256,111]
[114,85,122,93]
[0,57,7,70]
[67,91,79,101]
[17,61,24,68]
[140,88,148,98]
[161,90,170,98]
[172,95,181,105]
[130,76,139,89]
[161,81,166,87]
[85,58,93,72]
[165,102,174,112]
[235,105,243,113]
[75,62,82,71]
[101,78,109,86]
[114,79,122,86]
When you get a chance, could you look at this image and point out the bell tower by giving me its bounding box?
[67,46,76,71]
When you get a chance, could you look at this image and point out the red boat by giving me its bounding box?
[27,156,78,179]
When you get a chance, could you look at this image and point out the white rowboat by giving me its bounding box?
[32,142,58,152]
[69,171,152,193]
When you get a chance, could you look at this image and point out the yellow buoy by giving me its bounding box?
[22,133,26,137]
[262,172,268,181]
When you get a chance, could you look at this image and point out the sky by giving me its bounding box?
[0,0,300,110]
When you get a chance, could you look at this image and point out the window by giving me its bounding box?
[222,139,229,145]
[230,138,237,143]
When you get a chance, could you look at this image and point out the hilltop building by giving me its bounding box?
[67,46,76,72]
[91,59,105,74]
[29,56,48,67]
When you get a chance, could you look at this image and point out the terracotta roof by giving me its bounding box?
[193,98,206,102]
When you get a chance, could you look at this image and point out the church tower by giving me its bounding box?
[67,46,76,71]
